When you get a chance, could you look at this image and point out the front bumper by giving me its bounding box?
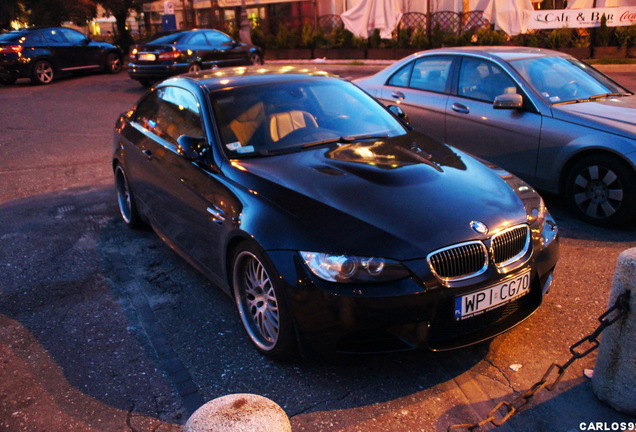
[268,219,559,356]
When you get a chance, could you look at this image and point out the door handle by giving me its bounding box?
[451,103,470,114]
[391,91,405,100]
[142,149,153,160]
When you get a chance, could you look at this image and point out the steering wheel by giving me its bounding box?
[560,80,581,98]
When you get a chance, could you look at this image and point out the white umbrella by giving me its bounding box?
[475,0,534,35]
[567,0,633,7]
[341,0,403,39]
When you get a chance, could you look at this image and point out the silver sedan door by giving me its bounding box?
[379,56,453,144]
[444,57,542,182]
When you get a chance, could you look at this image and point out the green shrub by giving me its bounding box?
[614,25,636,47]
[545,27,574,48]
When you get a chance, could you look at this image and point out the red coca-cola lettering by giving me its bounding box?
[620,11,636,22]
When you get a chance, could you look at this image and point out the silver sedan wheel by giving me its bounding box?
[188,63,202,73]
[233,250,280,351]
[572,164,623,219]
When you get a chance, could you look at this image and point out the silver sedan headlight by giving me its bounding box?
[299,252,410,283]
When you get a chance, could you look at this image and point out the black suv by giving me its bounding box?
[0,27,123,85]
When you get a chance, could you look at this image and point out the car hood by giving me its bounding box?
[551,95,636,139]
[226,132,530,260]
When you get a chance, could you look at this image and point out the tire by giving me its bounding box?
[105,53,122,74]
[249,53,263,65]
[31,60,55,85]
[0,76,17,85]
[114,164,144,229]
[139,79,153,88]
[232,242,296,359]
[565,154,636,226]
[188,63,202,73]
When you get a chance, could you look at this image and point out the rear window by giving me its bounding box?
[148,32,187,45]
[0,32,25,43]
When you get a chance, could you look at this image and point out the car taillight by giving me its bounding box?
[0,45,23,54]
[157,50,182,61]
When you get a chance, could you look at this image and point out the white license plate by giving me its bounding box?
[455,270,531,320]
[138,53,156,61]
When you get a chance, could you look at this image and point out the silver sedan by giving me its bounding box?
[355,46,636,226]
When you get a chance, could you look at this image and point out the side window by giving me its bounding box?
[205,30,232,46]
[187,32,208,45]
[388,62,414,87]
[60,29,86,44]
[409,56,452,93]
[135,87,204,145]
[41,29,68,43]
[458,58,518,103]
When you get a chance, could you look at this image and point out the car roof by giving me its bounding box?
[414,46,569,62]
[161,65,341,92]
[4,26,67,34]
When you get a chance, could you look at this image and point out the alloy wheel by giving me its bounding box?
[572,164,623,220]
[33,61,54,84]
[233,250,280,351]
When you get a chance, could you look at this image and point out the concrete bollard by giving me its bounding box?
[183,393,292,432]
[592,248,636,416]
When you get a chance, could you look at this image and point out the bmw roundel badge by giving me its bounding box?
[470,220,489,235]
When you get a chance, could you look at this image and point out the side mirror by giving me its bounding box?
[493,93,523,110]
[177,135,207,161]
[388,105,409,124]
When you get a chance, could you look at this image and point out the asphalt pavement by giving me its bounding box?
[1,62,636,432]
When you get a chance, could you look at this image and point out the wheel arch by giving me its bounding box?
[30,56,58,74]
[558,148,636,196]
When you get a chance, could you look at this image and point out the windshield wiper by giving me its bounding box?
[588,92,632,100]
[554,92,632,105]
[301,134,390,149]
[258,134,391,156]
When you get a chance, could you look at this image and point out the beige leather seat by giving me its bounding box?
[269,110,318,142]
[229,102,265,145]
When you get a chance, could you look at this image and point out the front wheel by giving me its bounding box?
[188,63,202,73]
[114,164,144,229]
[32,60,54,85]
[249,53,263,65]
[565,154,636,226]
[105,53,122,74]
[232,243,296,359]
[0,76,17,85]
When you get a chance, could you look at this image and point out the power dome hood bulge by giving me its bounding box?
[228,132,530,259]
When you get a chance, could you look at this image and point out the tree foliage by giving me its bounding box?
[99,0,142,53]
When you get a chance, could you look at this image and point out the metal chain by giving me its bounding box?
[448,291,631,432]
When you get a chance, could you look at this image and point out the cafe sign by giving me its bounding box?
[528,7,636,30]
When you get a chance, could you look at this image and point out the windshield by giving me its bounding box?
[509,56,630,104]
[210,78,407,158]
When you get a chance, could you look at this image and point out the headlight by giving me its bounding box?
[499,172,547,230]
[299,252,410,283]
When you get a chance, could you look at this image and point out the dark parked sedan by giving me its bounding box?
[112,67,558,359]
[0,26,122,85]
[127,29,263,87]
[356,47,636,226]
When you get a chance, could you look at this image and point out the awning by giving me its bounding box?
[341,0,403,39]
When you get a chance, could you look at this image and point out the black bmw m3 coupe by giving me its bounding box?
[112,66,559,359]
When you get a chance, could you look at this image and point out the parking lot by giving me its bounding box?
[1,65,636,432]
